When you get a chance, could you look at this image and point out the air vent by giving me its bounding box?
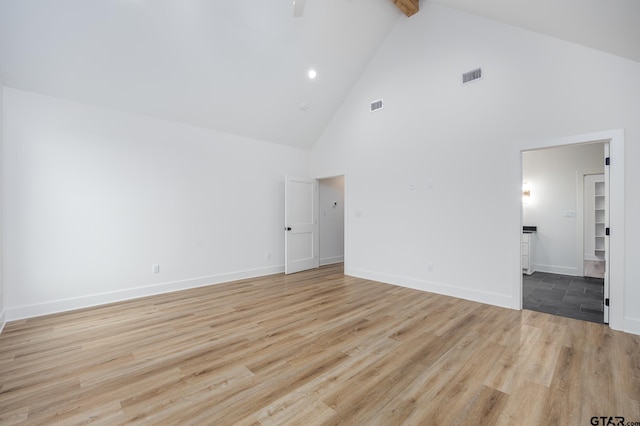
[462,68,482,84]
[370,99,383,112]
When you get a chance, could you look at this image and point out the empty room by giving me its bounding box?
[1,0,639,424]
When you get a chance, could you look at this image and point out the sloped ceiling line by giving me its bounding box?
[0,0,637,150]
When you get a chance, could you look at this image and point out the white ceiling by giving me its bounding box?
[433,0,640,65]
[0,0,402,149]
[1,0,638,150]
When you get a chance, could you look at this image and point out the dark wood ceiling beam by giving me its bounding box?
[393,0,419,17]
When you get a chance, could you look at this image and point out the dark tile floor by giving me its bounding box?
[523,272,605,324]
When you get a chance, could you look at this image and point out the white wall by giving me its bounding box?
[522,143,604,275]
[311,3,640,334]
[319,176,344,265]
[2,88,310,320]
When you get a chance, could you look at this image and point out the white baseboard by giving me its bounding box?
[320,256,344,266]
[533,264,578,276]
[5,265,284,322]
[0,309,6,334]
[617,316,640,336]
[347,267,516,310]
[583,254,604,262]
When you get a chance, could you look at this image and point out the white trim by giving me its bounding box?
[344,175,349,273]
[533,264,578,276]
[622,316,640,336]
[607,131,628,333]
[320,256,344,266]
[0,310,6,334]
[583,254,603,262]
[4,265,284,322]
[348,267,514,310]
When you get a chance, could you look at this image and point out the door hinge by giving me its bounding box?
[605,157,610,166]
[606,227,610,236]
[605,298,610,307]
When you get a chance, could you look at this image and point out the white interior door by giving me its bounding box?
[285,175,319,274]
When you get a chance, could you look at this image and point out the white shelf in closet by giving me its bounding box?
[594,181,605,258]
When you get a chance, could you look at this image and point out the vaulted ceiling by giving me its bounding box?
[1,0,638,150]
[437,0,640,66]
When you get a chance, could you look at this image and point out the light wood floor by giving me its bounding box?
[1,263,639,425]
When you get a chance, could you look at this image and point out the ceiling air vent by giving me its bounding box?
[462,67,482,84]
[370,99,383,112]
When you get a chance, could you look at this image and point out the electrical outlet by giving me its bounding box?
[427,263,433,273]
[152,264,160,274]
[266,252,272,260]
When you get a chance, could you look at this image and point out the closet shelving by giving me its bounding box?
[594,181,605,259]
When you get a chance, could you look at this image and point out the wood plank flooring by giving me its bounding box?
[1,263,639,425]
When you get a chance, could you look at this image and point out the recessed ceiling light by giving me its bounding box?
[307,69,317,79]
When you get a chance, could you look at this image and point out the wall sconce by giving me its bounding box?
[522,181,532,204]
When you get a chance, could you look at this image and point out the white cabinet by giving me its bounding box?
[522,232,535,275]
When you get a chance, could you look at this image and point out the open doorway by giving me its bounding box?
[521,142,608,324]
[318,176,345,271]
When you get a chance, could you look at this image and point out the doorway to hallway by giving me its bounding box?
[521,141,608,324]
[319,176,345,271]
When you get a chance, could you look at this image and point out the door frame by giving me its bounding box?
[318,176,346,268]
[518,129,624,331]
[315,173,347,272]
